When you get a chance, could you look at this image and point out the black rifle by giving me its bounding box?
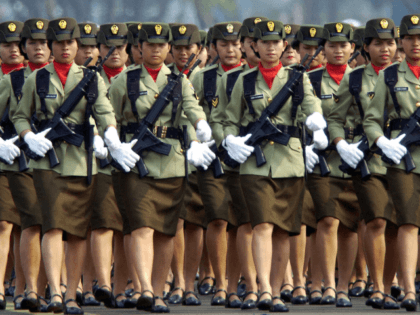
[187,59,202,78]
[110,54,197,177]
[348,51,360,65]
[224,46,324,169]
[24,47,116,167]
[209,55,219,66]
[338,135,372,180]
[305,128,331,177]
[381,108,420,172]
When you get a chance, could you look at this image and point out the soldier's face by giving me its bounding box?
[241,37,260,67]
[0,42,24,64]
[208,43,218,64]
[197,46,208,68]
[324,41,354,65]
[392,47,406,63]
[401,34,420,64]
[131,44,143,65]
[52,39,78,64]
[75,44,99,67]
[172,44,200,69]
[214,39,241,66]
[280,45,300,66]
[253,39,286,66]
[298,43,324,68]
[139,42,170,68]
[356,48,368,66]
[100,44,129,69]
[22,38,50,65]
[364,38,396,67]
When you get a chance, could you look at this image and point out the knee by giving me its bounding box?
[318,217,339,231]
[366,218,386,233]
[208,219,227,230]
[253,223,272,236]
[0,221,13,233]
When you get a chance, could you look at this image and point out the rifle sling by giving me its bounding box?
[348,67,365,120]
[203,67,218,113]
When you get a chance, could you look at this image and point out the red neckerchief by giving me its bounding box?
[326,63,347,85]
[1,63,25,75]
[53,61,73,87]
[28,62,49,72]
[248,64,255,69]
[103,64,124,82]
[176,65,189,75]
[144,65,162,82]
[307,64,323,72]
[258,61,283,90]
[407,61,420,79]
[371,63,387,76]
[221,62,242,72]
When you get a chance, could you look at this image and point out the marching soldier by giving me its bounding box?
[280,24,301,66]
[352,27,369,68]
[75,23,99,67]
[198,30,208,68]
[392,26,406,63]
[126,22,143,67]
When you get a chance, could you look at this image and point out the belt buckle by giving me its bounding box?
[161,126,167,139]
[153,126,158,136]
[347,127,354,140]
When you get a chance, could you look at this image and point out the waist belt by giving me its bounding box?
[240,123,301,139]
[38,120,85,136]
[121,123,181,140]
[344,124,364,140]
[389,119,409,131]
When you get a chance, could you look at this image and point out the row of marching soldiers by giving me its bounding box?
[0,11,419,315]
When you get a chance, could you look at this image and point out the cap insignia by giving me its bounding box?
[59,20,67,30]
[155,24,162,35]
[138,24,142,30]
[285,25,292,35]
[310,27,316,37]
[397,27,400,38]
[267,21,275,32]
[380,19,389,29]
[8,23,16,32]
[36,20,44,30]
[254,18,262,25]
[179,25,187,35]
[84,24,92,35]
[226,24,234,34]
[336,23,343,33]
[412,15,419,25]
[111,25,119,35]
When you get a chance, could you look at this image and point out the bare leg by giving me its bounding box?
[199,229,215,286]
[82,229,96,299]
[113,231,128,300]
[184,223,203,297]
[290,224,307,298]
[309,231,323,299]
[124,234,141,296]
[271,227,290,307]
[170,219,185,298]
[91,228,114,290]
[226,227,241,303]
[384,223,399,302]
[354,221,368,290]
[0,221,14,299]
[236,223,258,294]
[12,227,25,298]
[61,244,67,294]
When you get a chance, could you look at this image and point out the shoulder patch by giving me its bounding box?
[212,96,219,108]
[333,94,339,103]
[367,91,375,100]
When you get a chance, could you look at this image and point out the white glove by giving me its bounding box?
[306,144,319,173]
[187,140,216,170]
[313,129,328,150]
[196,120,212,142]
[377,135,407,165]
[0,136,20,165]
[306,112,327,131]
[336,140,364,169]
[223,134,254,164]
[104,127,140,172]
[93,135,108,159]
[23,128,53,157]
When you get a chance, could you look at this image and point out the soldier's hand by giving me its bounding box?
[223,134,254,164]
[0,136,20,164]
[377,135,407,165]
[313,129,328,150]
[196,120,212,142]
[305,112,327,131]
[306,144,319,173]
[336,140,364,169]
[93,135,108,159]
[23,128,53,157]
[187,140,216,170]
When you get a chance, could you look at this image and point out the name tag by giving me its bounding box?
[394,87,408,92]
[250,94,264,100]
[321,94,332,99]
[139,91,148,96]
[45,94,57,99]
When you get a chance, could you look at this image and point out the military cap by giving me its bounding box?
[97,23,128,47]
[21,19,49,40]
[254,20,285,41]
[284,24,300,41]
[295,25,325,46]
[353,27,365,47]
[0,21,24,43]
[364,18,396,39]
[47,17,80,41]
[127,22,142,45]
[212,22,241,41]
[323,22,353,42]
[400,14,420,36]
[171,24,201,46]
[240,17,269,38]
[138,22,172,44]
[206,27,213,46]
[199,30,207,47]
[78,23,98,46]
[396,26,402,48]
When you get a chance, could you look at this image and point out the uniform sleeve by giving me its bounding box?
[11,73,36,135]
[209,73,229,147]
[180,77,207,126]
[179,114,198,145]
[107,72,127,125]
[0,76,12,120]
[327,72,352,141]
[300,72,322,117]
[223,75,245,137]
[92,73,117,128]
[191,70,204,106]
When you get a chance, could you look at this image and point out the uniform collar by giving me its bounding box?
[399,59,419,84]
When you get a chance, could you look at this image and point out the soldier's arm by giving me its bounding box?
[11,73,36,137]
[92,73,117,130]
[107,73,127,127]
[209,73,229,147]
[300,72,323,117]
[223,75,245,137]
[180,77,207,128]
[0,75,12,119]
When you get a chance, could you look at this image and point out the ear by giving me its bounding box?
[240,41,245,53]
[363,43,369,54]
[350,42,355,54]
[282,40,288,53]
[21,43,27,54]
[251,40,257,52]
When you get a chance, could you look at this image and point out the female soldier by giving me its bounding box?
[107,22,212,313]
[223,20,325,312]
[12,17,119,315]
[304,22,360,307]
[392,27,406,63]
[198,30,208,68]
[328,18,400,309]
[363,13,420,312]
[280,24,300,67]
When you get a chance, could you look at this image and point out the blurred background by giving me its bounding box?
[0,0,418,29]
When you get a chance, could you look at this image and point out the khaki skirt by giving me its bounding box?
[91,173,123,232]
[33,170,96,239]
[307,174,360,232]
[352,173,397,225]
[5,171,41,230]
[120,172,185,236]
[301,186,317,232]
[0,173,20,226]
[240,175,304,235]
[226,171,250,227]
[180,172,206,228]
[386,168,420,227]
[112,171,132,235]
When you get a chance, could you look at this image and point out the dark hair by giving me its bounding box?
[19,38,28,59]
[48,39,79,52]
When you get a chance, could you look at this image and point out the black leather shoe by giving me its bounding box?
[136,290,154,310]
[0,293,6,310]
[82,291,100,306]
[162,281,173,300]
[280,284,293,303]
[398,290,406,302]
[384,294,400,310]
[391,284,402,298]
[291,286,308,305]
[13,294,23,310]
[124,291,140,308]
[125,280,134,297]
[237,277,247,298]
[309,290,322,305]
[271,296,289,312]
[416,281,420,294]
[92,281,99,295]
[168,287,184,304]
[21,291,39,312]
[197,277,215,295]
[39,296,49,312]
[401,291,417,312]
[320,287,336,305]
[225,293,241,308]
[336,291,352,307]
[76,289,83,306]
[64,299,84,314]
[364,283,374,297]
[211,289,227,306]
[47,294,64,313]
[367,291,384,309]
[349,279,366,297]
[112,293,127,308]
[257,291,273,310]
[151,296,170,313]
[241,291,258,310]
[94,285,112,304]
[182,291,201,306]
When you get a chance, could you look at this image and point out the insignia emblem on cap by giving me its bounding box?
[138,24,142,30]
[336,23,343,33]
[36,20,44,30]
[254,18,262,25]
[267,21,275,32]
[179,25,187,35]
[226,24,234,34]
[412,15,419,25]
[59,20,67,30]
[111,25,119,35]
[285,25,292,35]
[309,28,317,37]
[380,19,389,29]
[84,24,92,34]
[8,23,16,32]
[155,24,162,35]
[397,27,400,38]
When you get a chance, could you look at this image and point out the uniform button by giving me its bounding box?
[416,85,420,90]
[416,102,420,107]
[269,141,274,145]
[268,98,272,103]
[180,149,184,153]
[155,93,159,99]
